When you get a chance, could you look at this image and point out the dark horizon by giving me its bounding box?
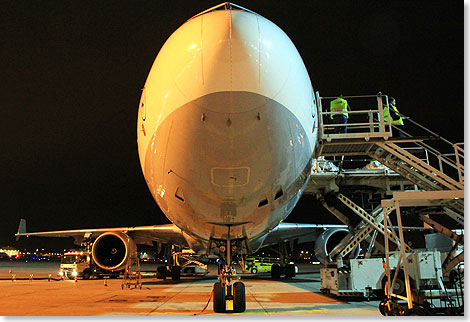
[2,1,463,250]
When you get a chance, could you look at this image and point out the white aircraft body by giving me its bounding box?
[137,3,317,249]
[16,3,351,313]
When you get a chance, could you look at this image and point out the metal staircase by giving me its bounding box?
[310,92,464,262]
[328,193,413,261]
[370,142,463,191]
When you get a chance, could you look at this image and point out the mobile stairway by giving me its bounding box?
[305,93,463,314]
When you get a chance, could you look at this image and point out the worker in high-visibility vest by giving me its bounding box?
[330,95,350,133]
[383,97,404,137]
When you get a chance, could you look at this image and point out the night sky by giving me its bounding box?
[2,1,463,250]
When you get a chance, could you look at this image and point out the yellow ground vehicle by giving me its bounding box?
[243,257,280,274]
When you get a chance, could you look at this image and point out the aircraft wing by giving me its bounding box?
[259,222,347,248]
[15,219,188,246]
[259,222,430,250]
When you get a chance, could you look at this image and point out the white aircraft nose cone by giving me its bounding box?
[200,8,295,100]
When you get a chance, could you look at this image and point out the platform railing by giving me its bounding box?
[394,117,464,184]
[316,92,464,184]
[316,93,393,141]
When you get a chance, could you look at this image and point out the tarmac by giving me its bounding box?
[0,261,381,316]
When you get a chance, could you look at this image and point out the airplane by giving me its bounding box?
[15,2,357,313]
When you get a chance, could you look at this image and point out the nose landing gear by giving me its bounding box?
[213,266,246,313]
[211,227,247,313]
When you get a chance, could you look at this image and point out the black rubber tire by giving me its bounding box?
[66,273,75,280]
[392,278,405,295]
[213,282,226,313]
[271,264,281,279]
[82,270,91,280]
[233,282,246,313]
[383,278,405,296]
[171,266,181,280]
[381,271,407,296]
[156,266,167,279]
[251,268,257,274]
[285,264,296,278]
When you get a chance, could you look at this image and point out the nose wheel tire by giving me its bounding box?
[250,268,257,274]
[233,282,246,313]
[213,282,226,313]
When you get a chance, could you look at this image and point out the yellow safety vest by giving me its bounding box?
[330,98,349,119]
[383,104,403,125]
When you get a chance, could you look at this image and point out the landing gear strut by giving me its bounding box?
[212,226,247,313]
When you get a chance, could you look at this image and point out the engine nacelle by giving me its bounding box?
[91,232,136,271]
[314,228,360,264]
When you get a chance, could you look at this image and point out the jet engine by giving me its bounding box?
[314,228,360,264]
[91,232,136,271]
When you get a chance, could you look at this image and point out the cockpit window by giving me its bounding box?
[258,198,268,208]
[274,188,283,200]
[175,187,185,202]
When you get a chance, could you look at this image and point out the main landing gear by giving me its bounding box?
[211,227,247,313]
[156,244,182,281]
[270,242,296,279]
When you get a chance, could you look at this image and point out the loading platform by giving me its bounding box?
[304,93,464,315]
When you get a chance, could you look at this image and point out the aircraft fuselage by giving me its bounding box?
[137,7,317,248]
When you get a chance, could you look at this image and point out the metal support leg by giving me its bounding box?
[395,203,413,309]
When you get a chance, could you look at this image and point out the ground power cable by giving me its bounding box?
[194,288,214,315]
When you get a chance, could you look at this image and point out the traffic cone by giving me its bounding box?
[104,278,108,287]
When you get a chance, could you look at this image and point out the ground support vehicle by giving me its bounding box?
[59,251,120,280]
[156,252,208,280]
[320,249,463,313]
[243,257,280,274]
[242,256,298,278]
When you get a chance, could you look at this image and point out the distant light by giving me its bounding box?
[188,44,196,50]
[263,41,271,47]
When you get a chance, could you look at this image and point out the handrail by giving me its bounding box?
[322,109,382,115]
[318,94,392,141]
[395,124,458,163]
[321,94,385,99]
[454,143,465,183]
[405,117,455,147]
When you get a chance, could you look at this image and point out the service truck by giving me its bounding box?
[320,249,460,301]
[59,250,120,279]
